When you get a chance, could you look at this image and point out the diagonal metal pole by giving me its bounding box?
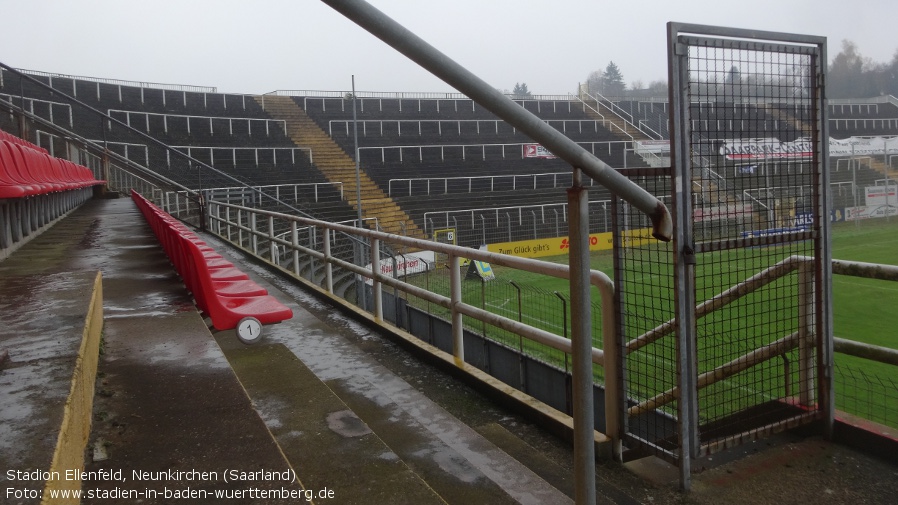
[320,0,672,242]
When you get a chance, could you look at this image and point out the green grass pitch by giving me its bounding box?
[406,219,897,426]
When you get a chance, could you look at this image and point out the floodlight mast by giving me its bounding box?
[320,0,672,242]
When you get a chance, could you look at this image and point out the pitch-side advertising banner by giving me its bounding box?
[363,251,435,285]
[865,184,898,207]
[720,135,898,160]
[486,228,654,259]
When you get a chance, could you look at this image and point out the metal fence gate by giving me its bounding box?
[613,23,832,488]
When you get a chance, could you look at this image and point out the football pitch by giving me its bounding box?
[406,219,897,425]
[482,219,897,350]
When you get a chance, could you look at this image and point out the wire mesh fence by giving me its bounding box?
[613,172,679,453]
[682,34,825,450]
[834,361,898,429]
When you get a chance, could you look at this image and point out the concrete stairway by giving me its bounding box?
[580,97,652,143]
[862,156,898,178]
[256,95,425,239]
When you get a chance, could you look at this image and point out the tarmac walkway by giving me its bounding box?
[1,196,897,504]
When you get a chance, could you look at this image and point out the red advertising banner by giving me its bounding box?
[523,144,557,159]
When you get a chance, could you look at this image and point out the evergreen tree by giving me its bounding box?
[829,40,875,98]
[602,61,626,96]
[512,82,532,99]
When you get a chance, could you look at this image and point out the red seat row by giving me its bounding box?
[0,129,49,154]
[131,190,293,343]
[0,135,105,199]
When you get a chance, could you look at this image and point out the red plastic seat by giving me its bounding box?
[1,140,43,196]
[0,141,32,198]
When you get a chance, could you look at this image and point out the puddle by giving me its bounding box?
[326,410,372,438]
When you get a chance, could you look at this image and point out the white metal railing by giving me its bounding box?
[828,95,898,107]
[359,140,631,164]
[580,91,667,140]
[82,139,150,166]
[14,67,216,93]
[107,109,286,136]
[835,157,873,171]
[167,145,312,167]
[205,182,342,203]
[743,182,857,212]
[269,90,468,99]
[573,94,636,143]
[388,171,593,196]
[200,198,898,451]
[266,89,575,101]
[327,117,617,138]
[205,199,620,448]
[830,118,898,132]
[0,93,73,127]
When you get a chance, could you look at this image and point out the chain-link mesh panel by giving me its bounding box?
[682,36,825,452]
[613,172,678,457]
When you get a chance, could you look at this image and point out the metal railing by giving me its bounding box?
[205,182,343,204]
[579,91,665,140]
[267,89,575,101]
[203,197,620,450]
[388,171,592,197]
[358,140,632,164]
[13,67,216,93]
[327,118,615,137]
[167,145,312,167]
[830,118,898,132]
[0,93,73,127]
[107,109,287,136]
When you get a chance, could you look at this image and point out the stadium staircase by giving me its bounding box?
[760,103,813,135]
[581,98,652,143]
[862,156,898,178]
[256,95,425,239]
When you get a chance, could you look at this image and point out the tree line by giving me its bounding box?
[573,41,898,100]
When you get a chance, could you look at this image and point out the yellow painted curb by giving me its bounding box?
[42,271,103,504]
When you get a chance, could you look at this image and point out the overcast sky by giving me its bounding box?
[1,1,895,95]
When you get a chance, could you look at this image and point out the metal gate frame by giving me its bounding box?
[615,23,833,490]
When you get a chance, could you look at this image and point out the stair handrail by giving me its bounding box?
[581,91,665,140]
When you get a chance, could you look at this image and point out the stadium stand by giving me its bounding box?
[288,94,646,244]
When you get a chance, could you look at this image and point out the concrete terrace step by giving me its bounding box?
[209,301,571,503]
[326,375,572,505]
[212,341,445,504]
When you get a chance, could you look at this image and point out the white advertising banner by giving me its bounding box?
[363,251,435,285]
[721,135,898,161]
[721,138,812,160]
[865,184,898,207]
[845,205,898,220]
